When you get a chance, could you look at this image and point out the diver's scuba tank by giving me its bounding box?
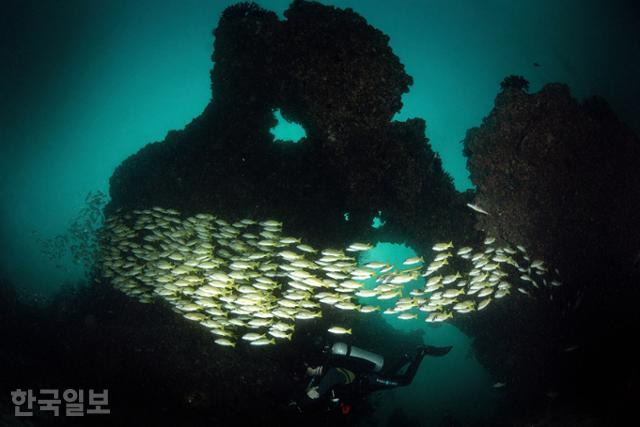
[330,342,384,372]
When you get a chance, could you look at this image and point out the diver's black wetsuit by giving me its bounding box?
[305,344,452,406]
[364,347,429,390]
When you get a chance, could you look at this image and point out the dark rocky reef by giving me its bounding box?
[107,0,475,253]
[93,0,640,425]
[98,1,473,425]
[1,277,424,426]
[465,81,640,280]
[461,81,640,424]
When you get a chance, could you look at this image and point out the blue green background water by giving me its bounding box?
[356,243,497,424]
[1,1,638,424]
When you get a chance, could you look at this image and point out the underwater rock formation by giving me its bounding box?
[101,1,470,425]
[107,0,474,253]
[1,276,422,425]
[100,0,640,423]
[461,81,640,423]
[465,82,640,279]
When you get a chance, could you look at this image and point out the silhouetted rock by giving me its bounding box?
[97,1,640,424]
[465,83,640,280]
[98,1,464,425]
[461,81,640,424]
[499,75,529,92]
[107,0,471,252]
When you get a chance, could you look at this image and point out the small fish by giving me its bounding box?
[397,312,418,320]
[426,275,443,286]
[443,288,463,298]
[297,244,317,253]
[494,289,510,299]
[184,313,207,321]
[492,382,506,388]
[425,283,443,293]
[268,330,292,340]
[432,242,454,252]
[477,288,493,298]
[477,298,492,310]
[347,242,373,252]
[328,326,352,335]
[389,273,416,284]
[214,338,236,347]
[484,236,496,245]
[251,338,276,346]
[530,259,545,269]
[425,311,453,322]
[355,289,378,298]
[365,261,388,269]
[457,247,473,256]
[492,254,509,263]
[442,272,462,285]
[280,236,300,244]
[242,333,266,341]
[425,259,449,273]
[378,290,401,300]
[466,203,490,215]
[402,256,423,266]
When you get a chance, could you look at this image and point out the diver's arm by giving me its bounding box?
[308,367,349,400]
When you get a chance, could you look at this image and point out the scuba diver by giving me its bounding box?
[290,341,453,415]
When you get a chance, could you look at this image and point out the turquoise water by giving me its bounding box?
[272,109,307,142]
[358,243,497,424]
[3,0,638,297]
[1,2,638,424]
[0,0,640,293]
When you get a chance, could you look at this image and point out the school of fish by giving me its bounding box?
[97,207,562,348]
[39,190,106,274]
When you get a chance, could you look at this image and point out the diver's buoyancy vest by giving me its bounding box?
[330,342,384,373]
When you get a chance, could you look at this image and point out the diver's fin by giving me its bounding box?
[421,345,453,357]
